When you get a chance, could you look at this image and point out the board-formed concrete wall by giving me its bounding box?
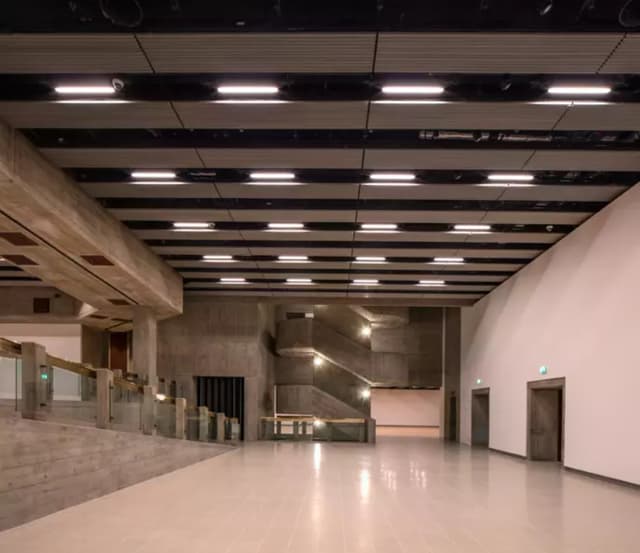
[0,416,231,530]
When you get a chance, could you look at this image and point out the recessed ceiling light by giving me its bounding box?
[245,181,302,186]
[278,255,309,262]
[477,183,536,188]
[56,99,131,104]
[217,85,279,95]
[268,223,305,230]
[487,174,534,182]
[382,85,444,95]
[354,256,387,264]
[286,278,314,285]
[131,171,176,180]
[453,224,491,231]
[548,86,611,95]
[431,257,465,265]
[418,280,446,287]
[358,223,399,233]
[352,279,379,286]
[214,100,288,104]
[250,172,296,180]
[373,100,448,105]
[369,173,415,181]
[129,181,189,186]
[202,255,235,263]
[54,85,115,95]
[219,277,247,284]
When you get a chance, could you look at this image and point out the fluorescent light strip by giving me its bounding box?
[131,171,176,180]
[382,85,444,95]
[362,181,420,187]
[55,85,115,95]
[487,174,534,182]
[354,256,387,264]
[219,278,247,284]
[360,224,398,230]
[373,100,449,105]
[217,85,279,95]
[278,255,309,262]
[352,279,379,285]
[56,99,131,104]
[531,100,611,106]
[214,100,288,104]
[245,181,303,186]
[418,280,446,287]
[129,181,190,186]
[173,222,211,229]
[548,86,611,95]
[453,224,491,231]
[477,183,536,188]
[268,223,304,230]
[250,172,296,180]
[432,257,465,264]
[203,255,235,263]
[369,173,415,181]
[286,278,313,285]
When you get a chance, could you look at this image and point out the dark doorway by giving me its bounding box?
[196,377,245,440]
[109,332,128,373]
[527,378,565,462]
[471,388,490,447]
[448,394,458,441]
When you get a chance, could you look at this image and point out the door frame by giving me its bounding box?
[471,387,490,447]
[526,377,566,462]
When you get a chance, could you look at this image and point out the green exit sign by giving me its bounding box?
[539,366,548,375]
[40,373,48,381]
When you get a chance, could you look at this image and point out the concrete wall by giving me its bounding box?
[460,185,640,485]
[157,299,275,440]
[0,416,230,530]
[371,389,441,427]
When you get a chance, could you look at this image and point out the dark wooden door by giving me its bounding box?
[530,389,561,461]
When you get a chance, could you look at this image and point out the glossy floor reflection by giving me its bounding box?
[1,436,639,553]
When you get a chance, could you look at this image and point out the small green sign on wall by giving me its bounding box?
[539,365,548,375]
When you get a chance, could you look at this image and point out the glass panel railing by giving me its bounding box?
[185,407,200,441]
[261,417,367,442]
[156,400,176,438]
[111,381,142,433]
[49,365,96,426]
[0,356,20,416]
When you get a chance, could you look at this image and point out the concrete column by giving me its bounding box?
[133,306,158,386]
[215,412,226,443]
[366,418,376,444]
[198,406,209,442]
[95,369,113,429]
[175,398,186,439]
[21,342,51,420]
[142,385,156,435]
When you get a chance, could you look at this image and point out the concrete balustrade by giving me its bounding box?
[175,397,186,439]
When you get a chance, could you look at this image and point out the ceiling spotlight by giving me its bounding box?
[431,257,465,265]
[548,86,611,95]
[217,85,279,95]
[278,255,309,262]
[354,256,387,264]
[267,223,305,231]
[382,85,444,95]
[202,255,234,263]
[286,278,313,285]
[54,85,115,95]
[352,279,379,286]
[250,172,296,180]
[359,223,398,233]
[360,326,372,337]
[313,356,323,367]
[487,173,534,182]
[369,173,416,181]
[219,277,247,284]
[131,171,176,180]
[418,280,446,287]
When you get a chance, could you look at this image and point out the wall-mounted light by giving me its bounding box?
[313,418,325,428]
[361,326,372,338]
[360,389,371,399]
[155,393,167,401]
[313,356,323,368]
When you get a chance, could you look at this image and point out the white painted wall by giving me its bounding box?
[461,185,640,485]
[371,388,441,427]
[0,324,82,400]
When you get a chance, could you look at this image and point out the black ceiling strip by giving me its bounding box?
[176,267,514,276]
[1,2,635,33]
[73,168,640,186]
[0,276,41,281]
[125,220,576,233]
[2,73,640,102]
[147,239,545,250]
[25,128,640,150]
[100,197,605,212]
[185,287,485,295]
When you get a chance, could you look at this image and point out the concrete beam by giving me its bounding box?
[0,120,183,319]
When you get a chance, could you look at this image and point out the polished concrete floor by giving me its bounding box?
[1,436,639,553]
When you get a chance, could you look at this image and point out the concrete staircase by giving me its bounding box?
[0,415,232,530]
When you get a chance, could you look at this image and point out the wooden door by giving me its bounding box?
[530,389,561,461]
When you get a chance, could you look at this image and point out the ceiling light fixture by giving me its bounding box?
[245,181,302,186]
[418,280,446,287]
[531,100,611,106]
[217,85,279,95]
[359,223,398,232]
[373,100,448,105]
[278,255,309,262]
[352,279,379,286]
[382,85,444,95]
[202,255,235,263]
[268,223,305,230]
[56,99,131,104]
[54,85,115,95]
[369,173,416,181]
[487,174,534,182]
[548,86,611,95]
[172,222,213,233]
[286,278,314,285]
[219,277,247,284]
[451,224,492,235]
[131,171,176,180]
[250,172,296,180]
[214,100,288,104]
[362,180,420,187]
[431,257,465,265]
[354,256,387,264]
